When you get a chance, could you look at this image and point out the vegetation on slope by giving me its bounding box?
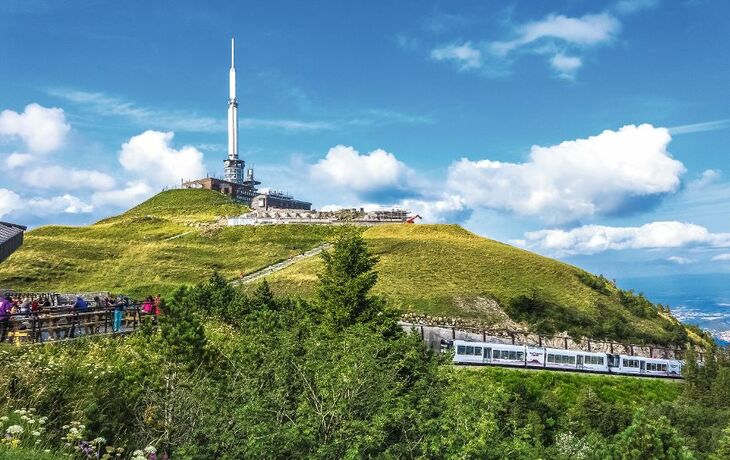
[2,231,728,459]
[0,191,707,346]
[0,190,337,297]
[259,224,698,346]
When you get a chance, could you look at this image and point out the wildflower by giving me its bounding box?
[92,436,106,445]
[32,430,40,437]
[0,416,8,422]
[6,425,23,436]
[144,445,157,454]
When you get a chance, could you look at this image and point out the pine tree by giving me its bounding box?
[159,286,207,367]
[252,279,277,310]
[316,227,383,330]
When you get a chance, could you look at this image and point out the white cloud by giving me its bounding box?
[431,42,483,70]
[668,119,730,135]
[712,254,730,262]
[0,189,22,219]
[310,145,414,196]
[667,255,694,265]
[550,53,583,79]
[687,169,721,190]
[92,181,154,208]
[0,103,70,153]
[119,130,206,186]
[490,13,620,56]
[49,88,335,133]
[399,195,471,223]
[522,221,730,255]
[22,166,115,191]
[28,194,93,214]
[4,153,33,169]
[447,124,684,223]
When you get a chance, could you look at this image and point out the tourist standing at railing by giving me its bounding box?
[112,296,126,332]
[141,297,154,316]
[30,298,40,313]
[0,296,13,342]
[73,296,88,311]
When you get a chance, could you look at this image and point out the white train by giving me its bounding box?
[450,339,683,378]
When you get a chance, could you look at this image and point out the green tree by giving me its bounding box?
[710,426,730,460]
[159,286,207,367]
[605,410,694,459]
[316,228,384,330]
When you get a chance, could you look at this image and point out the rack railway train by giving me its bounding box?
[449,339,684,379]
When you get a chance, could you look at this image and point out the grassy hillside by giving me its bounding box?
[258,224,697,345]
[0,190,703,345]
[0,189,337,297]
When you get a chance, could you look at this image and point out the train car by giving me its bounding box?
[452,340,526,367]
[607,354,683,378]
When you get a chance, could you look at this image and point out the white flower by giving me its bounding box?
[0,416,8,422]
[144,445,157,454]
[6,424,23,435]
[32,430,41,437]
[92,436,106,445]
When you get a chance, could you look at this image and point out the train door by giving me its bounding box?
[484,347,492,363]
[577,355,584,370]
[640,361,646,374]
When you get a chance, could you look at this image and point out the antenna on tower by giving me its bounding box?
[231,37,235,68]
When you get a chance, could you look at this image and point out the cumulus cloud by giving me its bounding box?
[310,145,415,201]
[0,103,70,153]
[4,153,33,169]
[119,130,206,186]
[399,195,472,223]
[550,53,583,79]
[521,221,730,255]
[0,188,92,219]
[91,181,154,208]
[431,42,483,70]
[28,195,93,214]
[22,166,115,191]
[0,189,22,219]
[447,124,684,223]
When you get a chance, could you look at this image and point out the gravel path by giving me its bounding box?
[232,243,332,286]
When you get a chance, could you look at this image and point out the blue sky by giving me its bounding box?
[2,0,730,283]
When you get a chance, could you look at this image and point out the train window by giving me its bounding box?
[584,356,604,366]
[547,354,556,363]
[493,350,501,359]
[474,347,482,356]
[516,352,524,360]
[457,346,465,355]
[623,359,640,368]
[466,346,474,355]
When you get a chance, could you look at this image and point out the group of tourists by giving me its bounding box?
[0,293,165,342]
[0,295,53,342]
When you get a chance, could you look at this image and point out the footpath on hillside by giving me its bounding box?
[232,243,331,286]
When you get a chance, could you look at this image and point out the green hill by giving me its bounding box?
[0,189,337,297]
[0,189,704,346]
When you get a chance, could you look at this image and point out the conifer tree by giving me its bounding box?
[159,286,207,367]
[316,227,383,330]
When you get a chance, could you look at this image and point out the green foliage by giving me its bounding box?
[159,286,207,366]
[710,426,730,460]
[316,228,387,331]
[603,410,694,459]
